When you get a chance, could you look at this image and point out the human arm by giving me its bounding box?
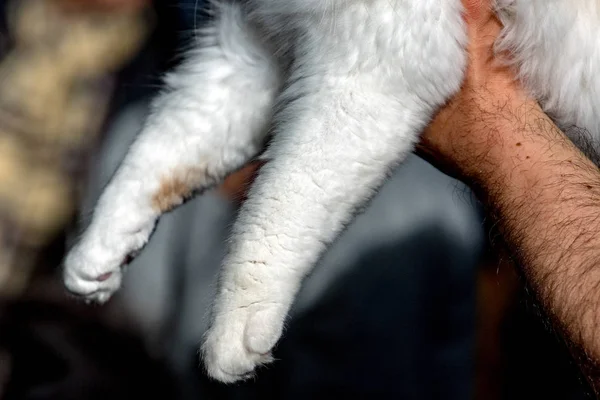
[420,0,600,393]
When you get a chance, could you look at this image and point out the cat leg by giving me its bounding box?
[202,0,468,379]
[63,2,281,303]
[201,85,438,381]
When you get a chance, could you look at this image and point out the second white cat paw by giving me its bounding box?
[202,301,287,383]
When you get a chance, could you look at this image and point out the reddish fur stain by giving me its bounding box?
[152,167,205,212]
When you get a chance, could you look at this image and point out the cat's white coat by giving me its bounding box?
[63,0,600,382]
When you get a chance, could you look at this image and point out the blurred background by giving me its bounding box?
[0,0,593,398]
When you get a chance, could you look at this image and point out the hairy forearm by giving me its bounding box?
[418,0,600,390]
[464,100,600,392]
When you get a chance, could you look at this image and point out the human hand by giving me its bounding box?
[418,0,536,182]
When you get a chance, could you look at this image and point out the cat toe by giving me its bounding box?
[202,305,284,383]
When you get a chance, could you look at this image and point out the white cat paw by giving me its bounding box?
[63,202,156,303]
[63,242,128,304]
[202,302,286,383]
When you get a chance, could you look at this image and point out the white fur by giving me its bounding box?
[64,3,281,301]
[496,0,600,139]
[63,0,600,383]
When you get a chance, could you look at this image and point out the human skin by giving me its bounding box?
[422,0,600,393]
